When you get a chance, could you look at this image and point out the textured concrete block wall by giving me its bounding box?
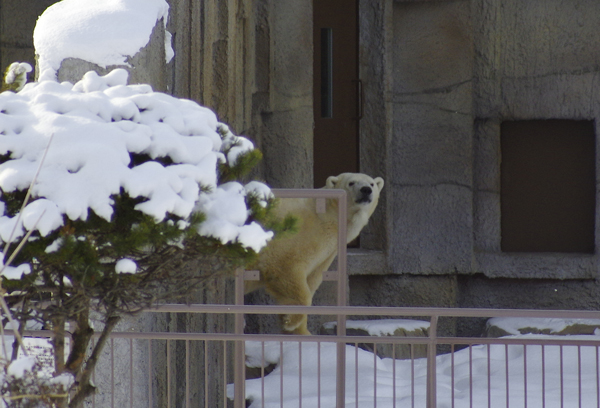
[0,0,56,77]
[386,0,600,277]
[391,1,474,275]
[472,0,600,279]
[351,0,600,329]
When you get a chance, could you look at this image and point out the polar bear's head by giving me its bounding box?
[325,172,384,213]
[325,173,384,242]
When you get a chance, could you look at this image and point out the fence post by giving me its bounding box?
[427,315,438,408]
[336,190,348,408]
[234,269,246,408]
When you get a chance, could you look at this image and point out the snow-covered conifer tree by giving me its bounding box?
[0,68,293,407]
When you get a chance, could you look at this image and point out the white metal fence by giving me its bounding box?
[21,189,600,407]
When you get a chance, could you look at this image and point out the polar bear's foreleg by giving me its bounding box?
[264,274,313,335]
[307,253,337,295]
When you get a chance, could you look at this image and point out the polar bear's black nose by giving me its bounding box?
[360,186,372,195]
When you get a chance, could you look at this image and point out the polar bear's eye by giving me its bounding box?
[349,182,355,186]
[370,183,374,187]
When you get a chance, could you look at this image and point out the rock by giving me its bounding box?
[320,319,429,360]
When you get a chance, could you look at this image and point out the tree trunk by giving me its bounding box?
[68,315,120,408]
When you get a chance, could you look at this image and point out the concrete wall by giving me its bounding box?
[472,0,600,279]
[349,0,600,337]
[0,0,56,78]
[167,0,313,189]
[391,0,474,275]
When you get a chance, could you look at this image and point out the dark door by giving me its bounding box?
[313,0,360,187]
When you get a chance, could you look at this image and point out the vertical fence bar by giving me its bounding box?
[469,345,473,408]
[299,342,303,408]
[355,342,359,408]
[262,342,266,408]
[560,345,564,408]
[167,339,171,408]
[392,342,397,408]
[505,344,510,408]
[336,190,347,408]
[596,346,600,408]
[185,340,190,408]
[234,269,246,408]
[204,341,208,408]
[542,345,546,408]
[129,338,133,408]
[318,342,322,408]
[374,342,378,408]
[451,344,455,408]
[427,315,438,408]
[111,338,115,408]
[91,338,96,408]
[280,341,284,408]
[412,343,416,408]
[578,345,582,408]
[523,344,527,408]
[487,343,491,408]
[148,340,152,408]
[223,341,228,408]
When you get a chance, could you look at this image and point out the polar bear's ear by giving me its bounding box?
[326,176,339,188]
[374,177,384,191]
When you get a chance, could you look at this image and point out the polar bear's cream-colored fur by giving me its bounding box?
[246,173,384,335]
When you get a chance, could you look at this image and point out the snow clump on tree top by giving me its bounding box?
[0,68,274,273]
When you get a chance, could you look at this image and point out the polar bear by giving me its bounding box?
[245,173,384,335]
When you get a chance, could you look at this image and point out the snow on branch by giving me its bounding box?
[0,68,273,265]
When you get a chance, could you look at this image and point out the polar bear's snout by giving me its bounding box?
[356,185,373,204]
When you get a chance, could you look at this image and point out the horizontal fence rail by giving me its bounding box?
[22,306,600,408]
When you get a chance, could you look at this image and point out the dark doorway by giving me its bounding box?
[501,119,596,253]
[313,0,360,188]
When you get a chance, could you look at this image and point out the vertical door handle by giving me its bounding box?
[353,79,364,120]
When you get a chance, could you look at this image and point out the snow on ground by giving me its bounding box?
[233,333,600,408]
[34,0,174,81]
[323,319,430,336]
[488,317,600,335]
[0,68,273,279]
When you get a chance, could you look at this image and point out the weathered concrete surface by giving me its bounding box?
[390,0,474,276]
[256,0,314,189]
[386,0,600,282]
[0,0,56,78]
[471,0,600,279]
[358,0,394,253]
[350,274,458,338]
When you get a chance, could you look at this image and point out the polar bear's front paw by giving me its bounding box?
[281,313,310,335]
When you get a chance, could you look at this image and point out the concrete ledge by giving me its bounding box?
[330,249,390,276]
[475,252,597,280]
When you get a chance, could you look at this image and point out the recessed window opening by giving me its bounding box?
[320,28,333,118]
[500,119,596,253]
